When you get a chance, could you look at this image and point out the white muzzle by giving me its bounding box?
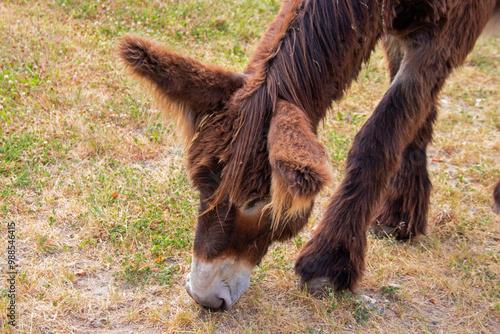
[185,257,253,310]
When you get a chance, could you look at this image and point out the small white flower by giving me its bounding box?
[3,75,8,79]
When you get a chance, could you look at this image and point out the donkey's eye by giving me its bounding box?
[245,198,261,210]
[242,197,270,212]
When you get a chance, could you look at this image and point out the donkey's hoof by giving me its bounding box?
[295,238,360,293]
[298,276,335,297]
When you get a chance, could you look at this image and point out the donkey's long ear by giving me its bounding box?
[267,101,333,225]
[119,34,246,142]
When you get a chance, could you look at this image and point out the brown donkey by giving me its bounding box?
[119,0,500,310]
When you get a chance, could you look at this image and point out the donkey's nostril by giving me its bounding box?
[219,295,234,311]
[193,292,225,310]
[218,298,226,311]
[202,297,224,310]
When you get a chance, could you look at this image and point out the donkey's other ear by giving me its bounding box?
[267,101,333,221]
[119,34,246,141]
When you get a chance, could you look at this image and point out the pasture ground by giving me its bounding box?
[0,0,499,333]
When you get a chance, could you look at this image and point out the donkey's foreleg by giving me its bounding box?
[294,75,439,292]
[371,36,435,240]
[295,0,497,295]
[295,46,465,294]
[372,107,436,240]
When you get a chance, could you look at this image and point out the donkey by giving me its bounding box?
[119,0,500,310]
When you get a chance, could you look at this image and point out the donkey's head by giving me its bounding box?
[119,35,332,310]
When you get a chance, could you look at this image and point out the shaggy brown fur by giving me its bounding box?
[120,0,500,297]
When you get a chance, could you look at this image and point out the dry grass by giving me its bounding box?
[0,0,499,333]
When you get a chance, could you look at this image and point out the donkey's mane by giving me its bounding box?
[216,0,381,206]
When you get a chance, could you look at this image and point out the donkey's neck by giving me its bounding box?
[246,0,383,127]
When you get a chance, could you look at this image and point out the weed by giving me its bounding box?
[352,300,371,324]
[381,285,402,302]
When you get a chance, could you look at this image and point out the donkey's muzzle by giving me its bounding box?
[185,258,252,310]
[185,273,231,310]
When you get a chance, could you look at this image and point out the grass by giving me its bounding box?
[0,0,499,332]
